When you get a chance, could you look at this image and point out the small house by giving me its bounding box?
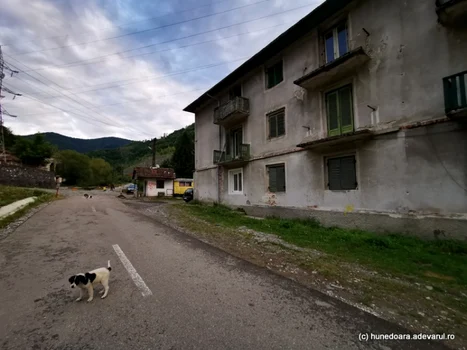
[132,167,176,197]
[173,178,194,197]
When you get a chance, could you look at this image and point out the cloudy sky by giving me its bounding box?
[0,0,322,140]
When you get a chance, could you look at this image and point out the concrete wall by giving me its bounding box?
[0,165,56,189]
[192,0,467,236]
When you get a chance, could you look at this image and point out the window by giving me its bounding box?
[227,127,243,158]
[229,168,243,194]
[267,164,285,192]
[325,85,353,137]
[267,108,285,138]
[325,23,348,63]
[156,180,165,189]
[327,155,357,190]
[265,61,283,89]
[229,85,242,99]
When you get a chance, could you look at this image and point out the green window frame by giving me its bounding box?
[267,108,285,139]
[268,164,286,193]
[265,61,283,89]
[325,85,354,137]
[327,155,357,190]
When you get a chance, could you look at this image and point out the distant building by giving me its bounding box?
[132,167,176,197]
[0,151,21,165]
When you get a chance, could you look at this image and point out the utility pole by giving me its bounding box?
[0,45,20,163]
[152,138,156,167]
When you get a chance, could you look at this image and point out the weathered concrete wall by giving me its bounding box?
[241,205,467,241]
[0,164,55,189]
[193,168,218,203]
[192,0,467,232]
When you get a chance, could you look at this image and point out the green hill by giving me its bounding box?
[21,132,132,153]
[88,123,195,173]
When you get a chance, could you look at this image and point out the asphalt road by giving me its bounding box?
[0,193,451,350]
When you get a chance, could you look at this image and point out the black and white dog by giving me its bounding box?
[84,194,93,199]
[68,261,111,302]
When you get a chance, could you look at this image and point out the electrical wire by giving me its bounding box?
[10,0,272,56]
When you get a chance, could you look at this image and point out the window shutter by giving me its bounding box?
[339,156,357,190]
[277,112,285,136]
[269,167,277,192]
[275,62,283,85]
[238,172,242,192]
[339,86,353,134]
[326,91,340,137]
[327,158,341,190]
[225,130,231,155]
[234,174,238,191]
[277,166,286,192]
[269,115,277,138]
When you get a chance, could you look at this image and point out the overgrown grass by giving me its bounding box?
[0,186,50,207]
[184,203,467,287]
[0,190,55,229]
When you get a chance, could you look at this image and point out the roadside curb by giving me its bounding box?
[0,197,37,220]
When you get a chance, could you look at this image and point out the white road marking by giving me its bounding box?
[112,244,152,297]
[91,206,96,212]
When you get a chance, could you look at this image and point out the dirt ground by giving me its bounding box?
[123,197,467,350]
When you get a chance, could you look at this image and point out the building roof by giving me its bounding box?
[133,167,176,179]
[183,0,352,113]
[0,151,21,164]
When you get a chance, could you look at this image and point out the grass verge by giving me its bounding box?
[0,187,56,229]
[183,202,467,289]
[0,185,51,207]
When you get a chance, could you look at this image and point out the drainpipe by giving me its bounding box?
[207,93,221,204]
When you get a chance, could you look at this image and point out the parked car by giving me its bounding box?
[182,188,193,202]
[126,184,137,194]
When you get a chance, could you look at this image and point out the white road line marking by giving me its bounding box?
[112,244,152,297]
[91,206,96,212]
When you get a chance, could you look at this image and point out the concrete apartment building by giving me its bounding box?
[183,0,467,239]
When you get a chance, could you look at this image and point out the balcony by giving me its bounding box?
[213,96,250,126]
[297,129,374,152]
[294,47,370,90]
[443,71,467,119]
[213,144,250,167]
[436,0,467,27]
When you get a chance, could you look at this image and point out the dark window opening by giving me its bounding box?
[266,61,283,89]
[268,164,286,192]
[327,155,357,190]
[267,108,285,138]
[229,85,242,99]
[156,180,165,189]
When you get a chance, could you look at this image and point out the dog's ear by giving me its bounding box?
[85,273,96,283]
[68,275,75,284]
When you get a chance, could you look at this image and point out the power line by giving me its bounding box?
[10,0,272,57]
[19,2,313,74]
[3,60,157,138]
[10,56,250,99]
[2,0,236,49]
[15,86,211,117]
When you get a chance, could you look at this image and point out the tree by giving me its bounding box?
[2,126,17,150]
[13,133,55,166]
[90,158,112,185]
[170,130,194,178]
[55,150,92,186]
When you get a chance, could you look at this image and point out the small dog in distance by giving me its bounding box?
[68,260,111,302]
[83,194,93,199]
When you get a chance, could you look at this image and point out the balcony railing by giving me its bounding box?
[213,144,250,165]
[443,70,467,117]
[213,97,250,125]
[436,0,467,27]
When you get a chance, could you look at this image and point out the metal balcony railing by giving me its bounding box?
[443,70,467,115]
[213,144,250,164]
[213,97,250,125]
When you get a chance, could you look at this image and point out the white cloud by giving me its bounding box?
[1,0,323,140]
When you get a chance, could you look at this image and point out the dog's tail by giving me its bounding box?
[107,260,112,271]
